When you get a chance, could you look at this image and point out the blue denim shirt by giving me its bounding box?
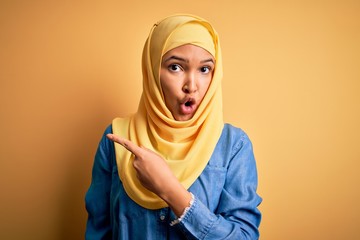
[85,123,262,239]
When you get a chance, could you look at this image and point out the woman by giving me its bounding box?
[85,14,262,239]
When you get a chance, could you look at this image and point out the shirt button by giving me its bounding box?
[160,215,165,221]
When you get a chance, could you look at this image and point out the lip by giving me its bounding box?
[179,97,197,115]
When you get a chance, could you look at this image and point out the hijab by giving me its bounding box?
[112,14,224,209]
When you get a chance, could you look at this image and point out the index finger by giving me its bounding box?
[106,134,143,156]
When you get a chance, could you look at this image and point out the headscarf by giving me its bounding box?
[112,14,224,209]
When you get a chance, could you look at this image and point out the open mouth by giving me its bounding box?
[185,100,193,107]
[179,98,196,116]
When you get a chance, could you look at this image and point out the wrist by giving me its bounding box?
[170,192,195,226]
[159,182,192,217]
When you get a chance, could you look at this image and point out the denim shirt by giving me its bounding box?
[85,123,262,239]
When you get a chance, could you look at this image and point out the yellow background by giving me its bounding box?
[1,1,359,239]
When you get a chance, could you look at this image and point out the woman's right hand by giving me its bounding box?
[106,133,192,216]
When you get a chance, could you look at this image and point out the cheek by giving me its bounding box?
[160,74,181,96]
[160,80,172,99]
[200,76,212,95]
[160,76,177,107]
[162,86,172,106]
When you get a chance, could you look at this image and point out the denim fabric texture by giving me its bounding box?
[85,123,262,239]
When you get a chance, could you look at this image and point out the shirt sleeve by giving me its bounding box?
[175,131,262,239]
[85,126,113,240]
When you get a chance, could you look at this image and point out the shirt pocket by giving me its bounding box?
[188,165,227,212]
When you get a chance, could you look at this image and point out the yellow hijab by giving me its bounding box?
[112,14,224,209]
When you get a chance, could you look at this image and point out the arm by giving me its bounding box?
[106,129,262,239]
[176,131,262,239]
[85,127,113,240]
[106,134,192,217]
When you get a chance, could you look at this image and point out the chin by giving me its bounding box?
[174,115,192,121]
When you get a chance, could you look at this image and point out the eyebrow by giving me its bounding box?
[201,58,215,64]
[164,56,187,63]
[163,55,215,64]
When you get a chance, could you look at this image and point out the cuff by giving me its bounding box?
[169,192,195,226]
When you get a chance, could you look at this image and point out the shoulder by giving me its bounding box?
[209,124,254,168]
[220,123,253,151]
[98,124,113,144]
[222,123,250,139]
[104,124,113,134]
[96,124,115,157]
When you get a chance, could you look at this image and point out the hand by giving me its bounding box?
[107,133,192,216]
[107,134,177,197]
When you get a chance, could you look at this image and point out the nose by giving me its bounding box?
[182,73,197,94]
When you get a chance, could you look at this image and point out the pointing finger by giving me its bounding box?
[106,134,142,156]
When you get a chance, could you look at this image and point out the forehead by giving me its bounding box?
[162,44,214,61]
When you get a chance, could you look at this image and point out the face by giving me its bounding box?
[160,44,215,121]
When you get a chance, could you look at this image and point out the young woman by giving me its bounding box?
[85,14,262,239]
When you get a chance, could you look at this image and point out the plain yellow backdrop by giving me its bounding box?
[1,0,359,239]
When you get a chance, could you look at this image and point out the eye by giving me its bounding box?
[200,66,212,74]
[168,64,182,72]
